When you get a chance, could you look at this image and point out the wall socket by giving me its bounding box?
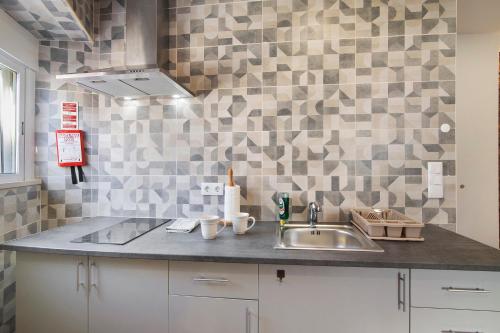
[201,182,224,196]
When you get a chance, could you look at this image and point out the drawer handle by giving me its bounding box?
[76,262,86,291]
[442,287,492,294]
[398,272,406,312]
[193,277,230,284]
[90,262,98,288]
[246,307,251,333]
[441,330,483,333]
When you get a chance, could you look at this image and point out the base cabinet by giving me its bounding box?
[89,257,169,333]
[259,265,409,333]
[169,295,258,333]
[411,307,500,332]
[19,254,500,333]
[16,253,88,333]
[16,253,169,333]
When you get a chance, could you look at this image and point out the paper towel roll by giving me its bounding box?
[224,185,240,224]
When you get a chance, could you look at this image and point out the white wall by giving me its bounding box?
[0,9,38,70]
[456,33,500,249]
[458,0,500,34]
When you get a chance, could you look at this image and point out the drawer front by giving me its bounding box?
[411,308,500,333]
[169,296,258,333]
[412,269,500,311]
[169,261,258,299]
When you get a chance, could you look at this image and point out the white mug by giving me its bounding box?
[200,215,226,240]
[231,212,256,235]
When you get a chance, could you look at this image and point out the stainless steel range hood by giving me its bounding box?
[56,0,193,99]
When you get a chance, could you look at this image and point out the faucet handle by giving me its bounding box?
[309,202,321,212]
[308,202,322,226]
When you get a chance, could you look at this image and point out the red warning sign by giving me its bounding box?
[61,101,79,129]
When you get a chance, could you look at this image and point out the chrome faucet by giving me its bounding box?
[308,202,322,227]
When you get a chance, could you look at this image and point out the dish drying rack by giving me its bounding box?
[351,209,425,241]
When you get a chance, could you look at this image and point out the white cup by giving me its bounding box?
[200,215,226,240]
[231,212,256,235]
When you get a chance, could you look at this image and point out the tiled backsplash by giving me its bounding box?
[36,38,99,229]
[35,0,457,226]
[0,185,41,332]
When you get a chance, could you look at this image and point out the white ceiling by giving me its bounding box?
[458,0,500,34]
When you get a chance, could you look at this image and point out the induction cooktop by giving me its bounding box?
[71,218,171,245]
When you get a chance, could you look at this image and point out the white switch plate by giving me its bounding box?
[427,162,443,199]
[428,162,443,174]
[201,183,224,196]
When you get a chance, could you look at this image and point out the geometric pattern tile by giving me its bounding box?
[0,185,41,333]
[33,0,457,229]
[0,0,94,41]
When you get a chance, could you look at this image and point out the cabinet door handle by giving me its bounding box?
[193,277,230,284]
[245,307,251,333]
[442,287,492,294]
[398,272,406,312]
[441,330,483,333]
[90,262,98,288]
[76,262,86,291]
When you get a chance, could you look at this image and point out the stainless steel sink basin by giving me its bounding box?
[274,224,384,252]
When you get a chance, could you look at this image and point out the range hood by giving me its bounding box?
[56,0,193,99]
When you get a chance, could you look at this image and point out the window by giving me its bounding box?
[0,50,26,183]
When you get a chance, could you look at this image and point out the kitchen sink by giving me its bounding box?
[274,224,384,252]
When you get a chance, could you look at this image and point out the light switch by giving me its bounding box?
[428,162,443,199]
[428,162,443,175]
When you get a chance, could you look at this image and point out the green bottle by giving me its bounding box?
[278,192,290,221]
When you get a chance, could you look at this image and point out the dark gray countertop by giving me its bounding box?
[2,217,500,271]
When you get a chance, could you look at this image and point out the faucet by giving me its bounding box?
[308,202,322,227]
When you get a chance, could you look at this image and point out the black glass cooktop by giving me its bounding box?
[71,218,171,245]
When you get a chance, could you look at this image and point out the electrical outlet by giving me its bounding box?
[201,182,224,196]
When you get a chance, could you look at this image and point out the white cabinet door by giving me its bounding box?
[259,265,409,333]
[169,295,258,333]
[88,257,169,333]
[411,307,500,333]
[16,252,88,333]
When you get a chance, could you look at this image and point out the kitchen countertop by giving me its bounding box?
[2,217,500,271]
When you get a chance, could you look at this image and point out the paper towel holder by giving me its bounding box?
[224,167,240,225]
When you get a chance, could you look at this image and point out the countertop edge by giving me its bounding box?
[4,244,500,272]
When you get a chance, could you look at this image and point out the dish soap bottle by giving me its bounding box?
[278,192,290,225]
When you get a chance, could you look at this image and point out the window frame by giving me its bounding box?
[0,49,26,184]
